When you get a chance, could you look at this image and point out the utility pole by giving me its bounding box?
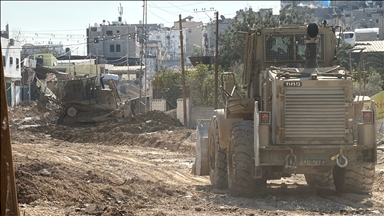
[127,32,130,82]
[179,14,187,127]
[139,0,146,113]
[144,0,148,113]
[1,42,20,216]
[214,11,219,109]
[28,69,31,100]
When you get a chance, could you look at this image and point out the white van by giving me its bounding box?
[336,31,356,47]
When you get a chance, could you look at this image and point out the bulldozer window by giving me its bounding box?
[265,35,294,62]
[265,34,325,62]
[295,34,325,61]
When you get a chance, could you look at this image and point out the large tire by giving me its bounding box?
[333,164,375,194]
[227,121,266,198]
[208,117,228,189]
[304,169,334,188]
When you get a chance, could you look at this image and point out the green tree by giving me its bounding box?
[364,52,384,76]
[190,45,204,57]
[151,68,182,108]
[353,67,383,97]
[151,64,225,107]
[186,63,218,106]
[336,42,357,70]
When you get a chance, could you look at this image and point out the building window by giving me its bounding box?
[10,57,13,65]
[116,44,121,52]
[110,45,115,52]
[2,56,5,67]
[107,30,113,36]
[117,30,120,33]
[94,38,99,43]
[188,29,192,33]
[367,14,372,18]
[16,58,19,69]
[377,19,379,24]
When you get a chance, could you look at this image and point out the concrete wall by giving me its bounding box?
[177,98,191,126]
[151,99,167,111]
[190,106,214,129]
[175,97,214,128]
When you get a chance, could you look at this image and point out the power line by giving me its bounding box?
[167,2,194,13]
[147,2,205,9]
[148,10,173,24]
[15,29,85,32]
[148,2,179,16]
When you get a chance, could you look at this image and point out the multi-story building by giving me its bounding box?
[339,7,383,30]
[1,29,22,107]
[148,28,187,61]
[86,22,140,62]
[86,4,141,66]
[173,16,203,58]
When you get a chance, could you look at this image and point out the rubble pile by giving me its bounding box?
[9,102,187,149]
[45,110,187,147]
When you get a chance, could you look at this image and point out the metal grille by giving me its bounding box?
[295,34,325,61]
[265,35,294,61]
[284,88,346,142]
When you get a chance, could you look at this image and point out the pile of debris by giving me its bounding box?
[45,110,183,143]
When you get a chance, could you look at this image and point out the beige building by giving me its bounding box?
[173,16,203,59]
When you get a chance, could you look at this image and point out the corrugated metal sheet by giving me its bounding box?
[352,40,384,53]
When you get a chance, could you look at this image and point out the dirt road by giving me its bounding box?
[8,103,384,215]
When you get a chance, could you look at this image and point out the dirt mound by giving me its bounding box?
[164,109,177,119]
[15,160,188,214]
[18,110,194,152]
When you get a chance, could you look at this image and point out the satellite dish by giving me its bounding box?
[220,15,226,20]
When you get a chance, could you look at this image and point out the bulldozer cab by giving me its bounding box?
[241,23,340,99]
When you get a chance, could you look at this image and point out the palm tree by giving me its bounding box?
[364,52,384,76]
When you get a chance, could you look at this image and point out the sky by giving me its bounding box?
[1,1,281,55]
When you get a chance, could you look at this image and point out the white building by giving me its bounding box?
[1,37,22,107]
[148,28,187,61]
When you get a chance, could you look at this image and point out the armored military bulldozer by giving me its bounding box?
[56,76,123,124]
[194,22,376,197]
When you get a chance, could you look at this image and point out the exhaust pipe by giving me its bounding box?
[303,23,319,73]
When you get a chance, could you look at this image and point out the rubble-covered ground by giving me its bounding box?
[7,101,384,216]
